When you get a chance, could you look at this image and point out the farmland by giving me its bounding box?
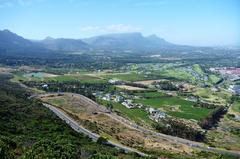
[101,72,155,82]
[134,91,166,98]
[193,87,232,105]
[12,71,106,83]
[116,85,146,91]
[232,101,240,113]
[134,95,213,121]
[97,99,153,125]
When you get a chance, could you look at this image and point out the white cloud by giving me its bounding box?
[79,24,141,33]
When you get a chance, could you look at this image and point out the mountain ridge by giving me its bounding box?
[0,29,208,57]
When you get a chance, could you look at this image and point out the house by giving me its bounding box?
[42,84,48,88]
[229,85,240,94]
[150,111,166,122]
[121,100,135,109]
[108,79,123,85]
[114,96,124,103]
[102,93,111,101]
[148,107,158,114]
[186,96,198,102]
[148,108,166,122]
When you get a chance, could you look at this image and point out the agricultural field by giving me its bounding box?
[208,74,221,83]
[134,91,166,98]
[193,87,232,105]
[12,71,106,83]
[134,80,162,85]
[97,99,153,125]
[23,72,58,78]
[101,72,154,82]
[232,101,240,113]
[152,64,221,86]
[192,64,204,75]
[116,85,146,91]
[159,68,195,82]
[134,94,213,121]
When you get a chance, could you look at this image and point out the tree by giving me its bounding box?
[0,136,16,159]
[97,137,108,145]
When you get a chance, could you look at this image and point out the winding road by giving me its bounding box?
[34,93,240,157]
[43,103,149,157]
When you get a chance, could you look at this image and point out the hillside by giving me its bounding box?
[38,37,90,52]
[0,30,50,57]
[0,74,145,159]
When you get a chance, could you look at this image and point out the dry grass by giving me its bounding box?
[0,67,14,73]
[116,85,146,90]
[206,116,240,151]
[134,80,163,85]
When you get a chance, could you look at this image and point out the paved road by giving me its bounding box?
[43,103,149,157]
[37,93,240,157]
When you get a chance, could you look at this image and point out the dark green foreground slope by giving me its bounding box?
[0,74,147,159]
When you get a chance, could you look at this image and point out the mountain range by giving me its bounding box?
[0,29,178,53]
[0,29,202,57]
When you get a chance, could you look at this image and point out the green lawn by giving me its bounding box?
[45,74,105,83]
[159,69,195,82]
[193,88,231,105]
[98,99,152,125]
[232,101,240,113]
[102,73,150,82]
[208,74,221,84]
[13,72,106,83]
[134,91,166,98]
[134,96,212,121]
[193,64,204,75]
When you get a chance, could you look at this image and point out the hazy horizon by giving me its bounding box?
[0,0,239,46]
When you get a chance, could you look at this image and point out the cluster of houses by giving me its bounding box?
[210,67,240,81]
[93,91,143,109]
[228,85,240,94]
[93,91,167,121]
[147,107,166,122]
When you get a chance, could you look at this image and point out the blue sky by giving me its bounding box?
[0,0,239,46]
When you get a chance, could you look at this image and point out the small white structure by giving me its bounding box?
[102,94,111,101]
[148,107,166,122]
[108,79,122,84]
[122,100,135,109]
[42,84,48,88]
[115,96,124,103]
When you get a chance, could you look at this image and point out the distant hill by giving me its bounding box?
[0,29,89,57]
[38,37,89,52]
[0,29,33,51]
[0,29,50,57]
[83,32,174,51]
